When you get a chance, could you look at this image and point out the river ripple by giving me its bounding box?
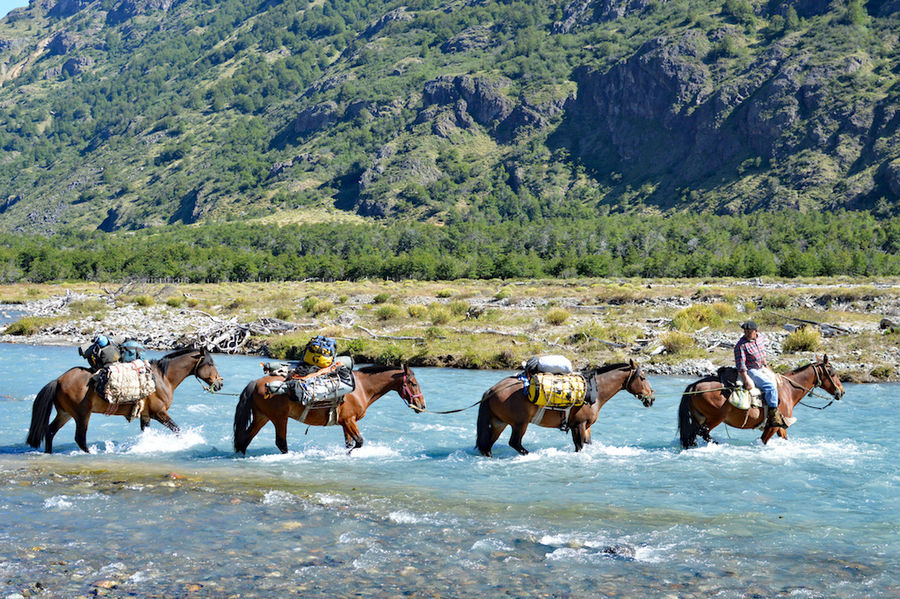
[1,343,897,597]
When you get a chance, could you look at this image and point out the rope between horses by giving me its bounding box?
[418,397,486,415]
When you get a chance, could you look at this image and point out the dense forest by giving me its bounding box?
[1,0,900,238]
[2,211,898,282]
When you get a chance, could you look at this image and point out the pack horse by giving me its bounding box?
[476,360,655,456]
[27,347,223,453]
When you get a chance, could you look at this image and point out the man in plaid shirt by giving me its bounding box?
[734,321,785,429]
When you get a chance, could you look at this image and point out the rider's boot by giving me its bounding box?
[766,406,786,429]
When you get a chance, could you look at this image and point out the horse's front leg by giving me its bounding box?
[341,419,363,452]
[153,412,181,434]
[508,422,529,455]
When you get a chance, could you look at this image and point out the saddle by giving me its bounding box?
[715,366,796,428]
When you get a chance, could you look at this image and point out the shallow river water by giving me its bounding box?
[0,343,897,598]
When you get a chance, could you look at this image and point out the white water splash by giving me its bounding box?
[125,427,206,454]
[470,538,513,552]
[262,490,300,506]
[42,493,107,510]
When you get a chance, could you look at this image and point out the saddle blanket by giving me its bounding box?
[526,372,586,409]
[97,359,156,405]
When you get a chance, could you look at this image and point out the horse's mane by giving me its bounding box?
[356,364,401,374]
[583,362,632,377]
[152,346,204,374]
[787,360,832,375]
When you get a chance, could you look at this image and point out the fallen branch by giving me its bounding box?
[768,311,852,334]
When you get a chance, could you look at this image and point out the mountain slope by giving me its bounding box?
[1,0,899,233]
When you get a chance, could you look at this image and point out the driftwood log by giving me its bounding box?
[190,317,312,353]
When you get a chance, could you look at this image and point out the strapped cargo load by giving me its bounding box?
[525,372,587,409]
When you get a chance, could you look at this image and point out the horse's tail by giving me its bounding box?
[475,390,494,456]
[678,386,700,449]
[233,380,258,454]
[27,379,58,448]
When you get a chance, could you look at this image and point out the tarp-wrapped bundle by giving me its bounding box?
[526,372,587,409]
[288,365,355,405]
[265,364,356,406]
[94,359,156,405]
[522,355,573,375]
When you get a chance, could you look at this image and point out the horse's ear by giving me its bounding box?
[629,358,636,369]
[822,354,829,363]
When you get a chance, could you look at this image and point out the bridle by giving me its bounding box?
[812,361,843,400]
[191,351,223,393]
[399,370,424,409]
[622,365,653,403]
[784,361,843,406]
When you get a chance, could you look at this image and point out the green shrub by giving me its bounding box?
[375,304,403,320]
[659,331,696,355]
[545,307,571,326]
[436,289,454,298]
[274,307,292,320]
[429,305,451,325]
[132,295,154,307]
[302,297,333,315]
[870,365,894,379]
[372,293,391,304]
[337,295,349,304]
[301,297,318,312]
[310,300,334,315]
[165,297,183,308]
[424,325,444,339]
[407,304,427,318]
[448,300,469,316]
[761,293,792,309]
[782,326,822,353]
[4,317,54,336]
[672,304,722,331]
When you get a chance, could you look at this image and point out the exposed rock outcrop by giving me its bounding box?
[47,31,77,55]
[365,6,413,37]
[106,0,176,25]
[291,101,339,135]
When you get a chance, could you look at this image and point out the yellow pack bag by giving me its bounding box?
[526,372,587,409]
[302,335,336,368]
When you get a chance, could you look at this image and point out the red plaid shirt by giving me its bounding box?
[734,335,766,371]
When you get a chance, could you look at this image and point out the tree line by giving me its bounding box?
[1,211,898,283]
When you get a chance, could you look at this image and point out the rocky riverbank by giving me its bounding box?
[1,279,899,382]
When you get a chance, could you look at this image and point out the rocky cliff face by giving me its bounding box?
[559,28,900,211]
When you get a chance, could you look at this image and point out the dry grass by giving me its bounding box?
[2,278,899,376]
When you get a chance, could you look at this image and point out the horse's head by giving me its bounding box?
[814,354,844,400]
[193,348,224,392]
[398,364,425,413]
[624,359,655,407]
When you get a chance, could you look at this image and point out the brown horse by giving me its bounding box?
[27,347,223,454]
[678,355,845,448]
[476,360,655,457]
[233,364,426,454]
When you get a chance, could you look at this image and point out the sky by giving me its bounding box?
[0,1,28,19]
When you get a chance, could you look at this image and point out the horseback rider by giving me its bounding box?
[734,321,785,429]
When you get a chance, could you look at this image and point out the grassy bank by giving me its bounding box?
[2,278,899,382]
